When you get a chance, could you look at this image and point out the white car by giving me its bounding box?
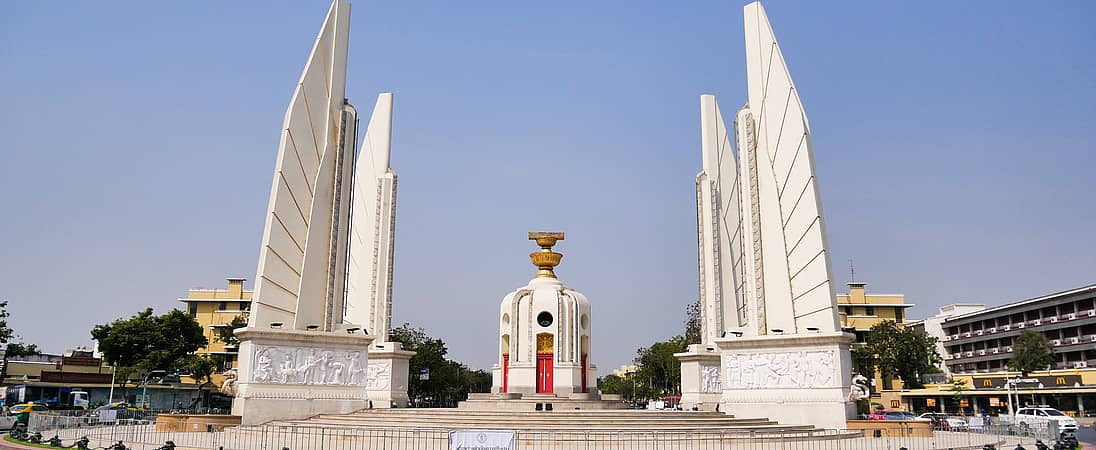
[1015,406,1078,432]
[917,412,968,430]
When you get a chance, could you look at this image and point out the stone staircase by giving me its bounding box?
[275,408,830,434]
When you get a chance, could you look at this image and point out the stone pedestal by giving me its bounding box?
[675,344,722,411]
[231,328,374,425]
[366,342,414,408]
[714,332,855,429]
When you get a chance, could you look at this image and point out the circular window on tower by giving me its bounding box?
[537,311,554,327]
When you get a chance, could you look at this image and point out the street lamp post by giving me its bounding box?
[107,364,116,405]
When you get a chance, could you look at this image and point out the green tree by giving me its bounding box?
[949,378,968,415]
[1009,330,1056,376]
[214,315,248,348]
[1,300,42,383]
[389,323,489,407]
[598,374,636,401]
[181,354,219,409]
[684,300,701,345]
[861,320,941,389]
[634,335,688,399]
[91,308,208,393]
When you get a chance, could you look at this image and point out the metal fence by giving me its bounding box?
[19,412,1074,450]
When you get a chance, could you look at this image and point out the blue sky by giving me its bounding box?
[1,1,1094,371]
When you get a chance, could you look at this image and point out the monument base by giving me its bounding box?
[366,342,415,408]
[492,362,597,396]
[231,328,374,425]
[714,331,856,429]
[674,344,723,411]
[458,392,627,411]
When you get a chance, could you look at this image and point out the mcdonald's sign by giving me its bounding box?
[971,375,1082,389]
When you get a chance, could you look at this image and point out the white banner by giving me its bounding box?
[449,430,515,450]
[98,410,117,422]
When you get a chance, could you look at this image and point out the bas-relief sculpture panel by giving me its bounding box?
[251,345,368,386]
[722,350,835,389]
[366,360,391,390]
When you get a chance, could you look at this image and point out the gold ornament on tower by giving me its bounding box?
[528,232,564,278]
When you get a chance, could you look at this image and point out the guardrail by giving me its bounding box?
[19,412,1075,450]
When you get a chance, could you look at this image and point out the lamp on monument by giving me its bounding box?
[306,324,320,331]
[269,322,284,329]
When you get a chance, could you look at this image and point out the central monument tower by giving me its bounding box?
[492,233,595,396]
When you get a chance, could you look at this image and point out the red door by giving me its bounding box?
[581,354,588,393]
[536,353,553,393]
[502,354,510,393]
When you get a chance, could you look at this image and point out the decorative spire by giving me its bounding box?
[528,232,564,278]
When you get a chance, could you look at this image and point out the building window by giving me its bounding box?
[240,302,250,311]
[895,309,904,323]
[188,303,198,317]
[865,306,875,316]
[843,306,852,315]
[218,302,227,311]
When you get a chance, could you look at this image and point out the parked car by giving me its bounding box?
[1015,406,1078,432]
[883,411,919,421]
[8,403,48,415]
[917,412,968,430]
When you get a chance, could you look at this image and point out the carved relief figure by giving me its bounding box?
[366,361,391,390]
[348,351,366,385]
[701,365,722,393]
[254,349,273,383]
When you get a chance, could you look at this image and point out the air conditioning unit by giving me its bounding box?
[1003,325,1011,331]
[1088,309,1095,317]
[951,334,960,340]
[1006,346,1014,352]
[1068,313,1077,320]
[1070,337,1080,344]
[992,348,1000,354]
[978,350,986,356]
[1075,361,1088,369]
[1090,335,1096,342]
[945,354,954,360]
[1017,323,1026,329]
[976,330,984,336]
[964,332,972,338]
[1052,339,1061,346]
[943,335,951,342]
[966,351,974,357]
[1050,317,1059,323]
[990,327,997,333]
[1033,319,1042,326]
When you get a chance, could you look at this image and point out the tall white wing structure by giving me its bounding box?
[345,93,397,345]
[740,1,839,334]
[696,95,749,345]
[249,0,358,332]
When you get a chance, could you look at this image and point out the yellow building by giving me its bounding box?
[178,278,252,380]
[838,282,913,345]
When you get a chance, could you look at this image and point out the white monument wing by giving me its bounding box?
[250,0,353,330]
[743,2,838,333]
[697,95,748,343]
[345,93,397,343]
